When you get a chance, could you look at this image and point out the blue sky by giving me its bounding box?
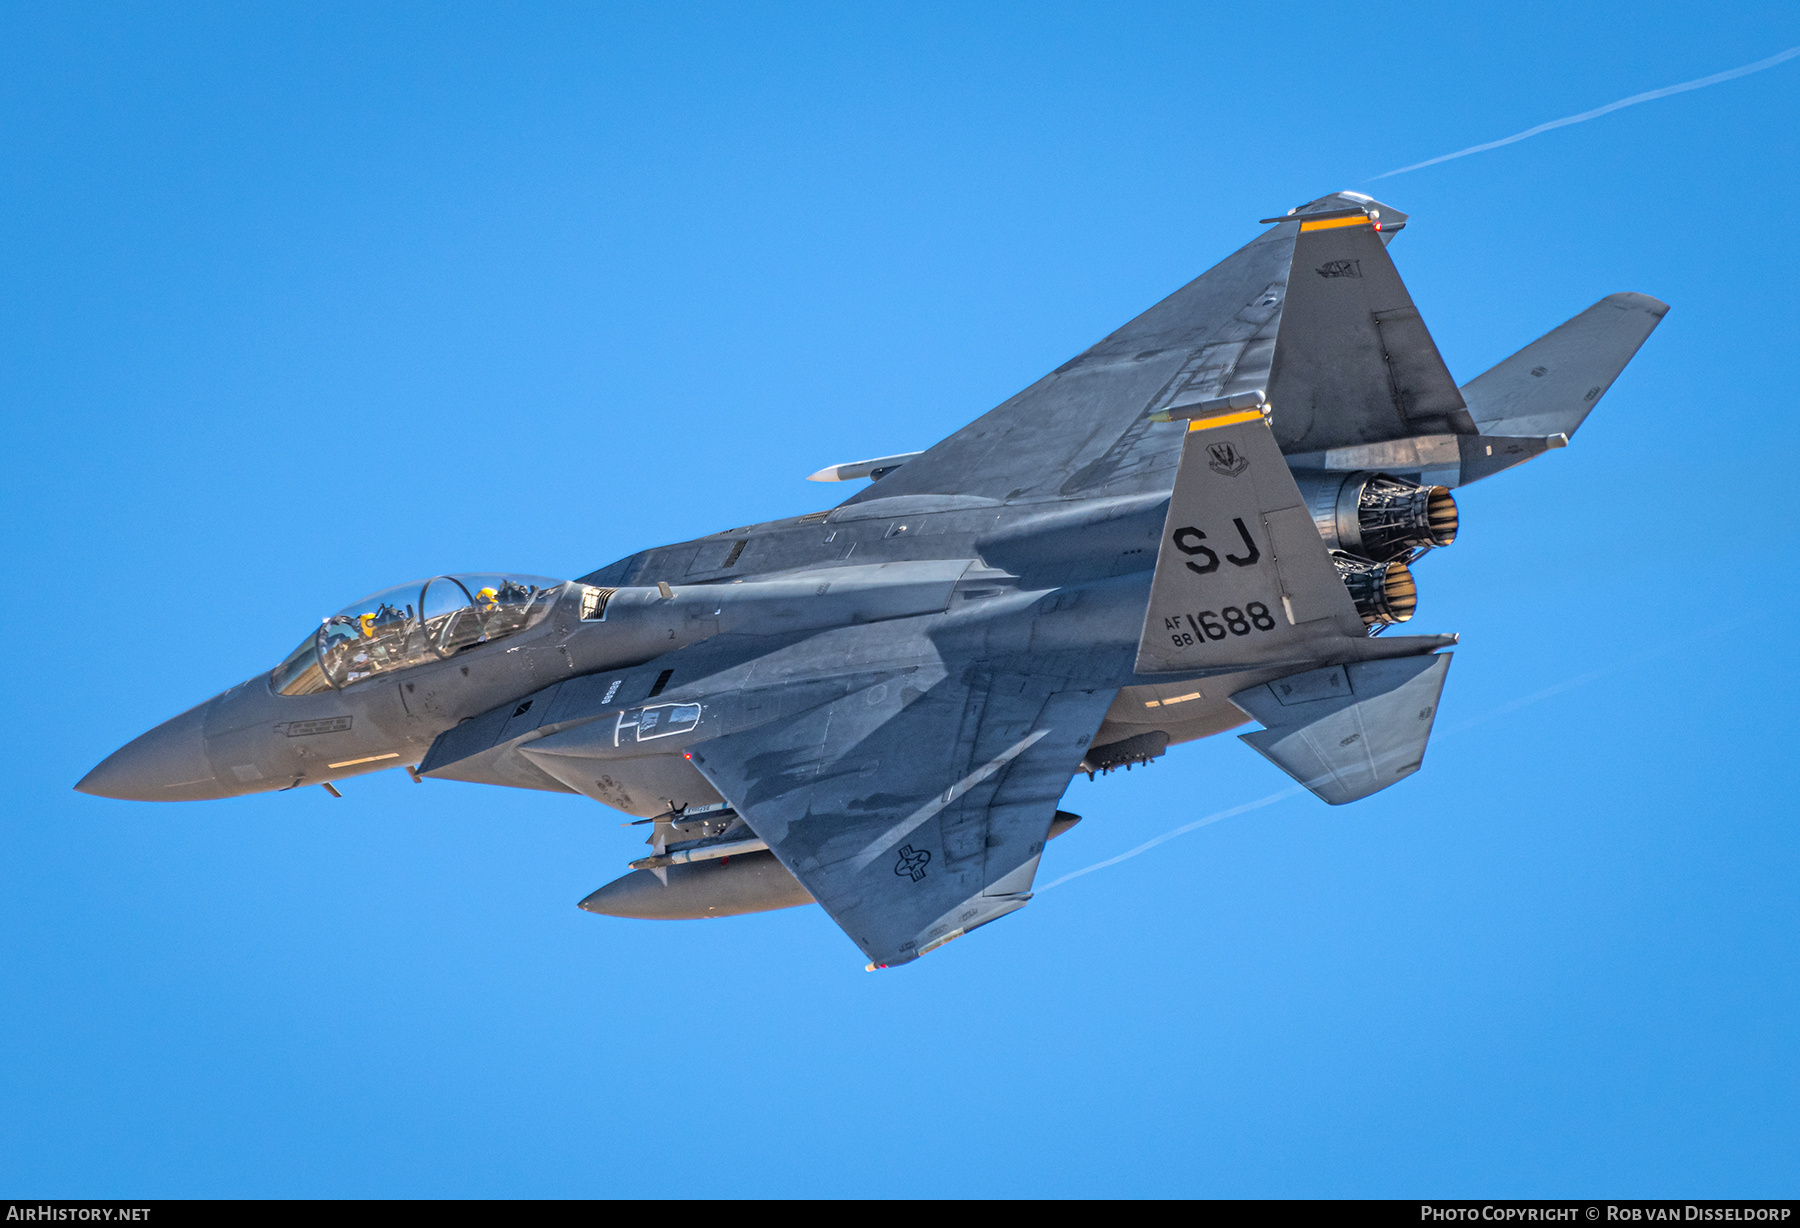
[4,2,1797,1197]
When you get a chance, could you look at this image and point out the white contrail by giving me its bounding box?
[1035,786,1304,891]
[1372,44,1800,179]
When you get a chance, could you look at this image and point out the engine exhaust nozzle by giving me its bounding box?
[1298,471,1460,562]
[1356,477,1458,560]
[1332,552,1418,626]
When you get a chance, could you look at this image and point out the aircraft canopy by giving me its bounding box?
[271,574,566,696]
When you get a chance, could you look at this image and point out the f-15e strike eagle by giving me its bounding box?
[78,192,1666,968]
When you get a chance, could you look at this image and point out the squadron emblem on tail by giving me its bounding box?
[1206,441,1249,477]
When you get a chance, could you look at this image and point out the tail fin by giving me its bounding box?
[1460,292,1668,440]
[1135,400,1366,677]
[1264,203,1476,452]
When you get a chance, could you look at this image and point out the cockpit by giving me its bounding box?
[270,573,567,696]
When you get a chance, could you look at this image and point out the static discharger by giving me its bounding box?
[1257,206,1398,235]
[1258,205,1368,225]
[1147,389,1268,427]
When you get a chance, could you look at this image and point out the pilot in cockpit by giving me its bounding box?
[357,603,409,636]
[357,603,413,665]
[271,574,563,697]
[477,582,533,612]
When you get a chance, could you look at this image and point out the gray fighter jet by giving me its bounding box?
[77,192,1666,968]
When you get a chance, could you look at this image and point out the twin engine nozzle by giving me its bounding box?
[1298,471,1459,626]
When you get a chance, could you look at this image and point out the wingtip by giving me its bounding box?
[1603,291,1670,317]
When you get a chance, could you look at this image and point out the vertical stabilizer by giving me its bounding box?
[1263,207,1476,452]
[1135,401,1364,676]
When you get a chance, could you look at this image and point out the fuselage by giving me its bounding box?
[77,489,1217,806]
[78,465,1470,811]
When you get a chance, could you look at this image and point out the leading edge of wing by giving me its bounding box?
[840,192,1398,510]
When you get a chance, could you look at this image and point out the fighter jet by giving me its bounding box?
[77,192,1666,968]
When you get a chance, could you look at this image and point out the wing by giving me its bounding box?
[837,191,1456,509]
[688,667,1117,968]
[838,208,1305,508]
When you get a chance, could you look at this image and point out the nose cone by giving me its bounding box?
[76,703,224,802]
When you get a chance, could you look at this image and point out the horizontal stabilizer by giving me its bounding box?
[1231,654,1451,804]
[1460,292,1668,441]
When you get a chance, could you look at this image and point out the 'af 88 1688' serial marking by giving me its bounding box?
[1165,602,1277,648]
